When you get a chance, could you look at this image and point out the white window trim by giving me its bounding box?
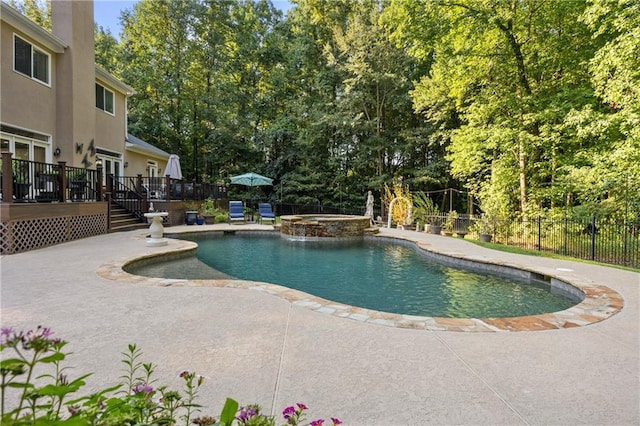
[96,83,115,116]
[147,160,159,177]
[1,131,52,163]
[13,33,51,87]
[96,152,123,185]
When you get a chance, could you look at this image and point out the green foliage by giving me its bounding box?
[218,398,239,425]
[381,0,640,221]
[8,0,50,30]
[201,198,220,216]
[412,191,439,225]
[1,327,341,426]
[443,211,458,232]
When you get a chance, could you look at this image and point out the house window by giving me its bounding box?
[1,131,51,162]
[13,34,50,85]
[95,83,114,114]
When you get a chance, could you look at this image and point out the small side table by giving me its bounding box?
[143,212,169,247]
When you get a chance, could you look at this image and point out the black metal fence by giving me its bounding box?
[110,175,227,202]
[275,202,364,216]
[484,216,639,269]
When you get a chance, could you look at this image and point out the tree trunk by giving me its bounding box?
[519,138,528,220]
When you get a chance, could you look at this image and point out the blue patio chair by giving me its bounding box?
[258,202,276,224]
[228,200,245,224]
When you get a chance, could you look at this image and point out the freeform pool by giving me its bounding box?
[128,233,581,318]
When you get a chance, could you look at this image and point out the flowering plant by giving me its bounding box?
[1,326,341,425]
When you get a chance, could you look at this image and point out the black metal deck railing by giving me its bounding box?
[1,154,102,203]
[1,153,228,205]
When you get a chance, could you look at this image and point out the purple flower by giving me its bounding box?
[283,405,296,419]
[296,402,308,411]
[132,382,154,396]
[236,406,257,424]
[331,418,342,425]
[68,405,80,416]
[1,326,13,340]
[310,420,324,426]
[39,326,52,339]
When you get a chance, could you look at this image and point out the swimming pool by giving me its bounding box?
[129,233,581,318]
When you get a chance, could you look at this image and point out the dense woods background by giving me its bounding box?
[13,0,640,222]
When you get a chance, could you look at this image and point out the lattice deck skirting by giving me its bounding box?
[1,214,107,254]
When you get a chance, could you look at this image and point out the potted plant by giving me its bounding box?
[67,169,87,201]
[412,192,440,234]
[201,197,218,224]
[443,211,458,236]
[11,159,31,200]
[477,214,494,242]
[184,201,199,225]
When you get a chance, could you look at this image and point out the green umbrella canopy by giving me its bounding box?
[230,172,273,187]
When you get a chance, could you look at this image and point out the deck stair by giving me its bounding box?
[109,202,146,232]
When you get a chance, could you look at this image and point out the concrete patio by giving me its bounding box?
[1,224,638,425]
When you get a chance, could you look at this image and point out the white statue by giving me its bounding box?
[365,190,374,219]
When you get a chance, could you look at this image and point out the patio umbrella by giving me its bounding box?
[230,172,273,187]
[165,154,182,179]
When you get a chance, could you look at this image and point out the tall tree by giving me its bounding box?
[8,0,51,30]
[94,26,120,75]
[384,0,599,219]
[566,0,640,220]
[119,0,201,176]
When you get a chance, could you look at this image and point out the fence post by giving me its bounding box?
[1,152,14,203]
[590,215,597,261]
[563,217,568,256]
[537,216,542,251]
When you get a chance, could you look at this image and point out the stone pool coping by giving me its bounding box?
[96,227,624,332]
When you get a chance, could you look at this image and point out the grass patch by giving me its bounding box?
[469,240,640,273]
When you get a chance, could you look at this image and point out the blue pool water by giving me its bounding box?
[159,234,580,318]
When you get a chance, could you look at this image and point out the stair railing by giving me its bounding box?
[107,174,148,222]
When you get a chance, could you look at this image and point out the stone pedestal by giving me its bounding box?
[143,212,169,247]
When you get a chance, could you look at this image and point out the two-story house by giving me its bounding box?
[1,0,169,181]
[0,0,177,254]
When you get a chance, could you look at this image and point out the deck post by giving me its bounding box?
[96,165,103,201]
[165,175,171,201]
[105,192,112,230]
[1,152,14,203]
[58,161,68,202]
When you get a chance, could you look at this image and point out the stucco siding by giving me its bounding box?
[95,81,127,155]
[1,22,58,136]
[126,151,168,178]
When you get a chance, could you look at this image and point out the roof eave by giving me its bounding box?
[1,2,67,53]
[95,66,136,96]
[125,142,170,160]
